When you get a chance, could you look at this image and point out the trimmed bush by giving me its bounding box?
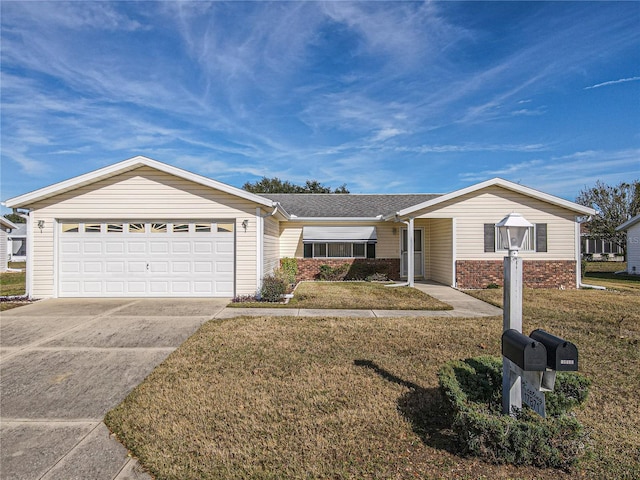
[345,262,391,281]
[260,273,287,302]
[317,263,350,281]
[280,257,298,285]
[438,356,590,469]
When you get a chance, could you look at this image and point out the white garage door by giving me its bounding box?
[58,221,235,297]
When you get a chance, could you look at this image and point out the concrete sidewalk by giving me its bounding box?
[215,281,503,319]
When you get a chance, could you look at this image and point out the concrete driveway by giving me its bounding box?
[0,298,228,480]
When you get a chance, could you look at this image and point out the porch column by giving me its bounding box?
[407,217,414,287]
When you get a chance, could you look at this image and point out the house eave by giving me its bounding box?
[4,155,276,209]
[616,214,640,231]
[287,216,384,222]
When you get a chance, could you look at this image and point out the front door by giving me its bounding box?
[401,228,423,278]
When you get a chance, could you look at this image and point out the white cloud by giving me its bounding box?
[585,76,640,90]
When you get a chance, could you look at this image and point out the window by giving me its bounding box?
[195,223,211,233]
[305,242,371,258]
[129,223,145,233]
[106,223,123,233]
[484,223,547,253]
[172,223,189,233]
[62,223,79,233]
[217,223,234,233]
[150,223,167,233]
[85,223,101,233]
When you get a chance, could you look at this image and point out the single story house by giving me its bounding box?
[616,214,640,275]
[3,156,595,298]
[7,223,27,262]
[0,216,18,272]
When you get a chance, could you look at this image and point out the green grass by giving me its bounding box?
[1,262,28,311]
[230,281,453,310]
[0,268,26,296]
[106,283,639,479]
[582,261,640,292]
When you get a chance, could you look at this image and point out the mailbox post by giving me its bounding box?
[497,213,533,415]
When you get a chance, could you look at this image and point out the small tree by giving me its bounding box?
[576,180,639,258]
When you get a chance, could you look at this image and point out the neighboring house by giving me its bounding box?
[7,223,27,262]
[3,156,595,298]
[616,214,640,275]
[580,223,624,260]
[0,216,18,272]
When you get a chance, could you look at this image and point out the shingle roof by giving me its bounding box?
[263,194,441,218]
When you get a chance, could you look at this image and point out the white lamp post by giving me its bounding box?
[496,213,533,415]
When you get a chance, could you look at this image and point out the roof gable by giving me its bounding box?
[4,156,275,209]
[617,214,640,231]
[388,178,595,219]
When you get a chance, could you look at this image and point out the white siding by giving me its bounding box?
[0,229,8,271]
[627,223,640,275]
[28,166,260,297]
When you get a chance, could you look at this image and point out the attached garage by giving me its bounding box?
[58,220,235,297]
[4,156,284,299]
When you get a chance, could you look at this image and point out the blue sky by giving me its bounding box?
[1,1,639,212]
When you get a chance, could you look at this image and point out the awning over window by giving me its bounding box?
[302,226,377,243]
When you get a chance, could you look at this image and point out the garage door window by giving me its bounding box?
[217,222,234,232]
[195,223,211,232]
[151,223,167,233]
[107,223,123,233]
[62,223,79,233]
[129,223,145,233]
[173,223,189,233]
[85,223,101,233]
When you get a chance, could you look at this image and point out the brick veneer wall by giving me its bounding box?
[293,258,401,281]
[456,260,577,289]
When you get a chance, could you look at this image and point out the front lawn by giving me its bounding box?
[231,281,452,310]
[1,263,29,311]
[106,286,639,479]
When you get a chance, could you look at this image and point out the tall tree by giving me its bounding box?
[3,213,26,224]
[576,180,640,256]
[243,177,349,194]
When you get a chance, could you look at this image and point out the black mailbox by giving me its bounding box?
[530,329,578,371]
[502,329,547,371]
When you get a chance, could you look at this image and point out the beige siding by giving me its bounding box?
[414,186,578,261]
[279,221,396,258]
[29,166,260,297]
[428,218,453,285]
[263,216,280,276]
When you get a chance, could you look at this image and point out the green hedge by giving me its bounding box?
[438,356,591,469]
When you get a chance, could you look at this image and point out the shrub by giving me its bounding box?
[438,356,590,469]
[317,263,350,281]
[280,257,298,285]
[260,273,287,302]
[486,283,500,289]
[231,294,257,303]
[365,272,389,282]
[345,262,391,281]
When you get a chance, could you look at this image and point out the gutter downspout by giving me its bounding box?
[255,204,279,297]
[576,215,605,290]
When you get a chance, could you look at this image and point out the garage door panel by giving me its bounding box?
[150,242,169,254]
[59,221,234,297]
[83,262,102,274]
[171,242,191,254]
[83,242,102,254]
[127,242,146,254]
